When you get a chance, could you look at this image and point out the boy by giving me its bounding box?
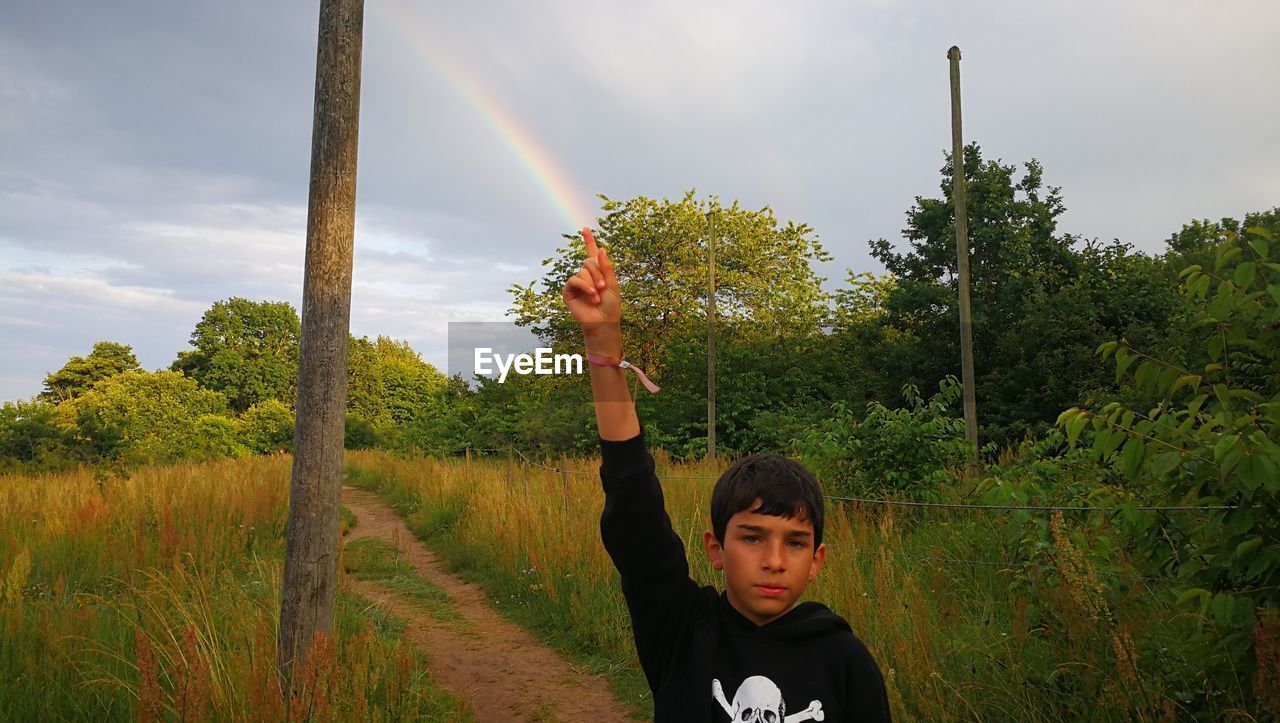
[563,228,891,722]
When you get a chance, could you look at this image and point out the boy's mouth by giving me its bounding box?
[754,585,786,597]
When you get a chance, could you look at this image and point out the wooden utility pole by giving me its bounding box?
[948,46,979,468]
[278,0,364,692]
[706,211,717,465]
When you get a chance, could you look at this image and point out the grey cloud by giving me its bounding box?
[1,0,1278,402]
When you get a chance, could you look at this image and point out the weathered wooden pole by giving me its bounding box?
[278,0,364,692]
[559,457,570,509]
[948,46,979,471]
[706,211,717,465]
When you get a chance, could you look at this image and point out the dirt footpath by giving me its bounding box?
[340,485,635,722]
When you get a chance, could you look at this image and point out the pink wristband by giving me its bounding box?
[585,352,661,394]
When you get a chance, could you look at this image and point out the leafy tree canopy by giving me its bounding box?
[857,143,1180,442]
[72,370,229,463]
[509,190,833,374]
[40,341,141,402]
[171,298,300,412]
[347,335,449,427]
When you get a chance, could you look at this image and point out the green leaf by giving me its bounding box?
[1237,454,1266,494]
[1215,245,1243,272]
[1245,225,1275,242]
[1066,413,1086,447]
[1135,362,1157,394]
[1247,550,1278,580]
[1259,455,1279,492]
[1193,273,1212,298]
[1102,428,1126,457]
[1206,334,1223,363]
[1247,237,1269,259]
[1175,587,1211,613]
[1214,433,1239,464]
[1171,374,1202,395]
[1268,284,1280,305]
[1114,348,1135,382]
[1187,393,1208,417]
[1213,383,1232,413]
[1233,261,1256,288]
[1119,438,1145,480]
[1235,537,1263,559]
[1150,450,1181,477]
[1210,593,1234,627]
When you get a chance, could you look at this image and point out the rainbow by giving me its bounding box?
[370,2,596,231]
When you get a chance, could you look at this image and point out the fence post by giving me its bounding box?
[560,457,570,510]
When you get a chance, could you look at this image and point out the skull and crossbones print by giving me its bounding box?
[712,676,824,723]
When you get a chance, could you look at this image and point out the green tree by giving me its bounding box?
[239,399,295,454]
[171,298,301,412]
[863,144,1179,442]
[1052,226,1280,713]
[509,191,833,376]
[73,370,231,463]
[40,341,141,402]
[347,335,448,427]
[0,400,80,471]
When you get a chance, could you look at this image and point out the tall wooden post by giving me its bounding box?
[706,211,717,465]
[948,46,979,470]
[278,0,364,691]
[559,457,569,510]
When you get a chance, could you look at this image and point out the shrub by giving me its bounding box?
[239,399,294,454]
[795,376,972,499]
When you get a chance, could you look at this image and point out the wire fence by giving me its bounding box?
[396,442,1272,592]
[407,445,1226,588]
[493,445,1238,514]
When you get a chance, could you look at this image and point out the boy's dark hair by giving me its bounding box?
[710,454,825,548]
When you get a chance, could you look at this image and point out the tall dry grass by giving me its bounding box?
[0,456,463,721]
[347,449,1228,721]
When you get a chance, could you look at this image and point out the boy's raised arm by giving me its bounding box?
[562,228,640,441]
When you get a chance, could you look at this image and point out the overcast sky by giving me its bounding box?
[2,0,1277,403]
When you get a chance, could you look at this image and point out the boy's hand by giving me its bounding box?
[563,228,622,355]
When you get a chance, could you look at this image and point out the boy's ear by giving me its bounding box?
[703,530,724,571]
[807,542,827,582]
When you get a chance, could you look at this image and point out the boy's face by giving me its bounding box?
[703,499,826,627]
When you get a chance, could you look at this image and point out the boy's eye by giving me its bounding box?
[787,539,808,550]
[742,535,761,543]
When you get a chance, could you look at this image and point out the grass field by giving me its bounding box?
[0,450,1254,720]
[0,456,464,721]
[345,449,1238,721]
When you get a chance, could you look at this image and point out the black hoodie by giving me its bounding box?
[600,431,892,722]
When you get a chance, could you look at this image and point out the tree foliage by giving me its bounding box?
[72,370,230,464]
[1069,227,1278,679]
[171,298,300,413]
[40,341,141,402]
[239,399,294,454]
[797,377,973,500]
[857,144,1180,442]
[0,400,73,472]
[347,335,448,427]
[509,190,832,376]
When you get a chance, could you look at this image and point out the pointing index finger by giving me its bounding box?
[580,227,599,260]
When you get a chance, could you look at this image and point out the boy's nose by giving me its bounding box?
[763,542,786,571]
